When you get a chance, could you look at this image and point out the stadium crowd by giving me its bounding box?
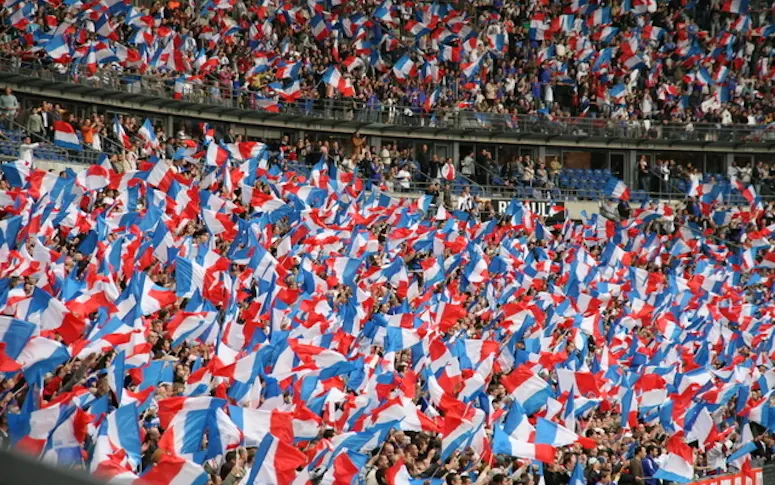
[0,111,770,485]
[0,0,775,127]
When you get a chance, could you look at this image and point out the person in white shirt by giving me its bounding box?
[727,161,739,181]
[395,165,412,191]
[18,137,39,167]
[457,186,474,211]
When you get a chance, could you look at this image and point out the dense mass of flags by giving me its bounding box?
[4,0,775,113]
[0,131,771,484]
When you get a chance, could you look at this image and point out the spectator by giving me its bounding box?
[739,162,753,184]
[643,446,660,485]
[380,143,391,167]
[26,107,43,138]
[18,136,38,167]
[351,130,366,159]
[522,158,535,186]
[638,156,651,192]
[41,102,53,140]
[395,164,412,191]
[429,154,441,181]
[754,161,768,194]
[417,145,431,180]
[549,157,562,187]
[80,119,97,150]
[460,151,475,180]
[659,159,671,193]
[457,186,474,211]
[535,159,550,188]
[629,446,646,483]
[425,181,440,206]
[728,161,739,181]
[0,88,18,121]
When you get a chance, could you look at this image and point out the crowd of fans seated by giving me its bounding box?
[0,0,775,128]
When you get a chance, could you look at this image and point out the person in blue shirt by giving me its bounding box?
[643,445,661,485]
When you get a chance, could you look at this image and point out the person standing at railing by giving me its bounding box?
[26,106,43,139]
[638,156,651,192]
[0,87,18,122]
[417,144,430,180]
[18,136,39,168]
[351,130,366,159]
[658,159,671,195]
[40,102,53,141]
[429,154,441,181]
[460,151,475,180]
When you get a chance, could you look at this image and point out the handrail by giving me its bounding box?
[3,56,775,145]
[3,117,102,164]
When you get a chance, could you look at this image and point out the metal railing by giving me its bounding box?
[2,56,775,145]
[1,117,100,165]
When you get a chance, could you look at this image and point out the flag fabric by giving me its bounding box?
[53,121,82,151]
[322,67,355,97]
[0,110,771,485]
[604,178,630,200]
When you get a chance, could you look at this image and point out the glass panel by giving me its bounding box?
[434,143,449,160]
[499,145,520,166]
[705,153,725,175]
[590,151,608,171]
[610,153,625,180]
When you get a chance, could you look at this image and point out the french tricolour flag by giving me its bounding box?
[420,256,444,287]
[604,178,630,201]
[392,55,416,82]
[319,450,367,485]
[385,459,413,485]
[19,287,84,345]
[328,257,362,287]
[652,435,695,483]
[696,67,712,87]
[310,14,330,41]
[0,316,35,362]
[384,326,424,353]
[246,433,308,485]
[492,427,556,464]
[500,365,553,414]
[322,66,355,97]
[722,0,748,13]
[713,65,729,84]
[91,404,143,473]
[138,118,158,148]
[167,312,215,347]
[225,141,265,161]
[228,406,292,445]
[202,208,237,239]
[535,418,594,448]
[113,115,133,149]
[19,336,70,382]
[206,143,230,167]
[138,454,209,485]
[53,121,82,151]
